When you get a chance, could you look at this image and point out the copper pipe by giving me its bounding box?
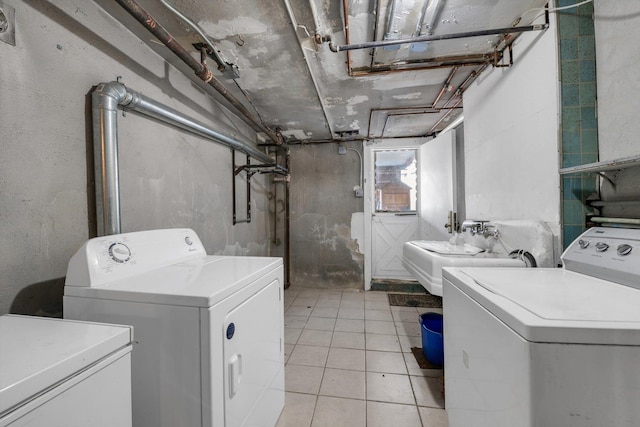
[342,0,355,76]
[114,0,282,145]
[432,67,459,108]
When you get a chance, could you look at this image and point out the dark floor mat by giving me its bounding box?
[411,347,443,369]
[388,293,442,308]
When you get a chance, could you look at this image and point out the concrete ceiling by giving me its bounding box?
[97,0,549,144]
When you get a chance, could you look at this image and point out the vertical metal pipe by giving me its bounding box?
[91,81,283,236]
[92,83,129,235]
[273,150,278,244]
[232,150,237,225]
[245,155,251,223]
[284,150,291,289]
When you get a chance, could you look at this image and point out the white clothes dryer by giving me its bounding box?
[443,227,640,427]
[63,228,284,427]
[0,315,133,427]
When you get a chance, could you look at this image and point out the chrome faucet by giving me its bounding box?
[461,220,499,239]
[461,220,487,236]
[483,224,500,239]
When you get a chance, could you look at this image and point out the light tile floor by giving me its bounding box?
[277,288,449,427]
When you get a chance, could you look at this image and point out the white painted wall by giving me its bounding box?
[0,1,272,315]
[463,14,560,236]
[594,1,640,161]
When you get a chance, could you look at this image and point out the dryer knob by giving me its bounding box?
[617,244,633,256]
[578,239,589,249]
[595,242,609,252]
[108,242,131,263]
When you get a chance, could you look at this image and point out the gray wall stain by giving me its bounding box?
[289,142,364,289]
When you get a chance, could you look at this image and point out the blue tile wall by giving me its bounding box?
[558,0,599,248]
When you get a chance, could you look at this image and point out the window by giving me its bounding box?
[374,149,417,212]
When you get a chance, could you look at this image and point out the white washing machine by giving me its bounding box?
[63,228,284,427]
[0,315,133,427]
[443,227,640,427]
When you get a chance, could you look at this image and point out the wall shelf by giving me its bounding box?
[559,154,640,175]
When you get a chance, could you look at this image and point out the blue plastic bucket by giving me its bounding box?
[419,312,444,366]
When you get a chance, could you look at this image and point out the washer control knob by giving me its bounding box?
[595,242,609,252]
[108,242,131,263]
[578,239,589,249]
[617,244,633,256]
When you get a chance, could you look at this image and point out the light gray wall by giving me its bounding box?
[0,0,272,315]
[289,142,364,289]
[594,1,640,161]
[594,1,640,218]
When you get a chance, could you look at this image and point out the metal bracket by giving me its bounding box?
[0,1,16,47]
[193,43,240,79]
[493,44,513,68]
[232,151,252,225]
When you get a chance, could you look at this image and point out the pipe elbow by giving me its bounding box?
[322,35,338,52]
[92,81,133,111]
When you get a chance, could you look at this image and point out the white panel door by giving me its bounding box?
[364,140,425,285]
[372,213,419,279]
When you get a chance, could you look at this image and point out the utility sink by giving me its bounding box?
[402,241,525,296]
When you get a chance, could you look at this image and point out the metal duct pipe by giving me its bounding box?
[92,81,274,236]
[114,0,282,146]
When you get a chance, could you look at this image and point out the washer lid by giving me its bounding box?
[444,268,640,345]
[64,256,282,307]
[0,315,132,417]
[412,241,484,255]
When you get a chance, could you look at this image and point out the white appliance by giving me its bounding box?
[443,227,640,427]
[63,228,284,427]
[0,315,133,427]
[403,240,525,296]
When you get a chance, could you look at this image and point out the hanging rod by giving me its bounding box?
[235,164,289,177]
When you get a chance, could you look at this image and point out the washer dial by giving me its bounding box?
[109,242,132,263]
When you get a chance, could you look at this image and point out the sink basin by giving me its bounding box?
[402,240,525,296]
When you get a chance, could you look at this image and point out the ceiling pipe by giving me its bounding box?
[158,0,230,73]
[432,66,458,108]
[282,0,334,138]
[92,81,275,236]
[325,23,548,52]
[427,63,487,134]
[383,0,399,41]
[114,0,283,146]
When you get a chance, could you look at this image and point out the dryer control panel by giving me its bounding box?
[65,228,206,287]
[562,227,640,290]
